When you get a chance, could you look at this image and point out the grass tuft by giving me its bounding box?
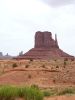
[0,85,44,100]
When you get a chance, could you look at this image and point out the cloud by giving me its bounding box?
[40,0,75,7]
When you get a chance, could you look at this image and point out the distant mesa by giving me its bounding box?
[0,52,12,60]
[15,31,74,60]
[0,52,3,56]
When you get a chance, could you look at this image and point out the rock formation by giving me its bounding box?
[15,31,74,59]
[0,52,12,60]
[35,31,59,48]
[0,52,3,56]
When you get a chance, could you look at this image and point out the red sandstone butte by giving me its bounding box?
[15,31,74,59]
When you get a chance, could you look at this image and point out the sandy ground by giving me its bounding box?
[44,95,75,100]
[13,96,75,100]
[0,59,75,87]
[0,60,75,100]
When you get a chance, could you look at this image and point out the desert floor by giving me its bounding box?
[0,59,75,100]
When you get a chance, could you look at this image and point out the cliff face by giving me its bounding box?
[35,31,59,48]
[16,31,74,59]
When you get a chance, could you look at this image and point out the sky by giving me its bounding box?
[0,0,75,56]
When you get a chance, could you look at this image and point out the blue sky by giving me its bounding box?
[0,0,75,56]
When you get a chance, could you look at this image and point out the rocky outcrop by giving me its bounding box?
[15,31,74,60]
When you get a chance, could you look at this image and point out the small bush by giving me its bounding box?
[43,90,55,97]
[71,58,74,61]
[30,59,33,62]
[28,74,31,79]
[29,59,33,63]
[43,91,51,97]
[63,65,66,68]
[64,61,67,66]
[31,84,39,89]
[64,58,68,61]
[12,63,18,68]
[54,59,57,62]
[25,65,29,68]
[41,65,46,68]
[56,65,59,68]
[58,88,75,95]
[53,79,56,83]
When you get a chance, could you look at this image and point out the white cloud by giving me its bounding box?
[40,0,75,7]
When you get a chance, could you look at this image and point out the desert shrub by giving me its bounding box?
[54,59,57,62]
[67,70,69,73]
[56,65,59,68]
[43,91,51,97]
[58,88,75,95]
[12,63,18,68]
[43,90,55,97]
[71,58,74,61]
[63,65,66,68]
[31,84,39,89]
[41,65,46,68]
[64,58,68,61]
[30,59,33,62]
[29,59,33,64]
[28,74,31,79]
[25,64,29,68]
[64,61,67,66]
[53,79,56,83]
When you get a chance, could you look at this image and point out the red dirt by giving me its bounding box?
[0,59,75,88]
[44,95,75,100]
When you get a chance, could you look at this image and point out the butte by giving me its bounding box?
[15,31,74,60]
